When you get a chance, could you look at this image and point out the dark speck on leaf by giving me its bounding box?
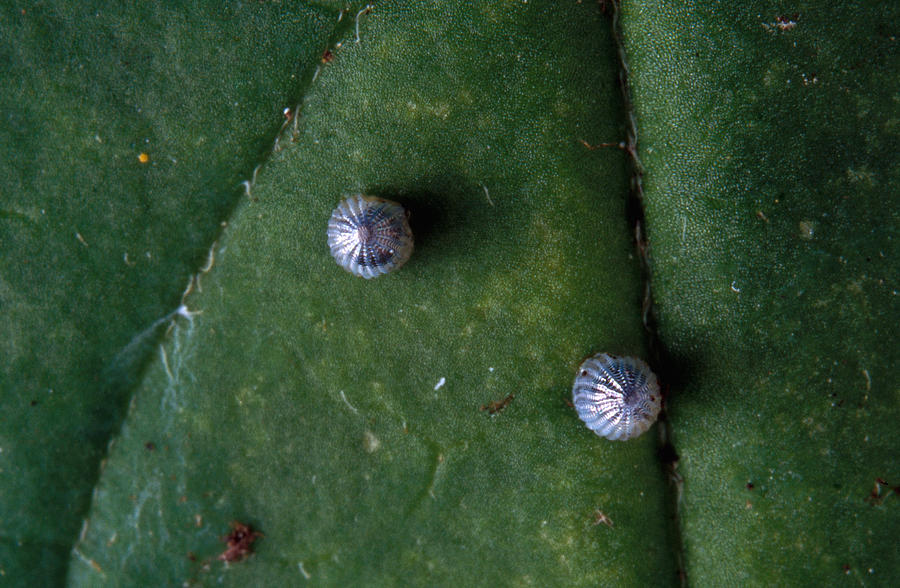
[219,521,262,562]
[480,393,514,415]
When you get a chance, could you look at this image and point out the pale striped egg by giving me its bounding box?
[327,194,414,279]
[572,353,661,441]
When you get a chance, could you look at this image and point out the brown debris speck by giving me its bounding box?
[579,138,626,151]
[592,509,614,528]
[763,13,799,33]
[219,522,262,562]
[865,477,900,505]
[775,14,799,31]
[480,393,514,415]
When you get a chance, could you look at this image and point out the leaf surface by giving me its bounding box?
[623,1,900,583]
[0,2,334,583]
[68,2,677,585]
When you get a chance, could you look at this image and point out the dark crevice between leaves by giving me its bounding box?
[609,1,686,585]
[70,3,375,580]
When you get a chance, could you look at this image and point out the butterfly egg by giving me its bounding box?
[572,353,661,441]
[327,194,414,279]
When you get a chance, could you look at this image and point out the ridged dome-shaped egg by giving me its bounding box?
[572,353,661,441]
[327,194,414,279]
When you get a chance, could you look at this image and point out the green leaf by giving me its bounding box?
[64,1,675,586]
[623,0,900,583]
[0,2,334,583]
[3,0,897,585]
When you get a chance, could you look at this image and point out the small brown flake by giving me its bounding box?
[579,138,625,151]
[865,477,900,505]
[480,393,514,415]
[866,480,881,504]
[775,14,799,31]
[219,522,262,562]
[321,49,334,63]
[763,13,799,33]
[592,509,613,528]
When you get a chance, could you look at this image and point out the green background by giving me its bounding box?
[0,1,896,585]
[624,2,899,583]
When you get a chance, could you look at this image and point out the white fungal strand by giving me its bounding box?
[572,353,661,441]
[327,194,414,279]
